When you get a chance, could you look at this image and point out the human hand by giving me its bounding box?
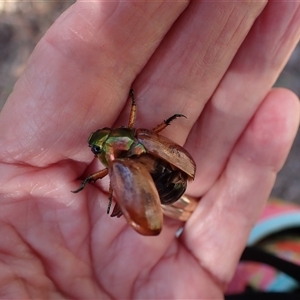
[0,2,299,298]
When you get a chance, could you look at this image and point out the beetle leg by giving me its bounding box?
[108,184,123,217]
[152,114,186,133]
[128,89,137,128]
[110,203,123,218]
[107,182,114,214]
[71,168,108,193]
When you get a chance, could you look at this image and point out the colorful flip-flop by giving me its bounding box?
[226,198,300,298]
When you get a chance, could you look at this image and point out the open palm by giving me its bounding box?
[0,2,299,299]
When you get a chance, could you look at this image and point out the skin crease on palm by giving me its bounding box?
[0,0,300,298]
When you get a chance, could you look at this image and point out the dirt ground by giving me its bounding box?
[1,2,300,204]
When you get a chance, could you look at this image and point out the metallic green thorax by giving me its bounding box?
[88,127,146,166]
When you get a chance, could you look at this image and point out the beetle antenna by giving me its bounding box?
[128,88,137,128]
[153,114,186,133]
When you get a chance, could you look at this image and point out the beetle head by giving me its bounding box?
[88,128,111,156]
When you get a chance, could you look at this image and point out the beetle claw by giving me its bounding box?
[71,176,95,193]
[153,113,187,133]
[71,180,88,193]
[165,114,186,126]
[110,203,123,218]
[71,186,83,193]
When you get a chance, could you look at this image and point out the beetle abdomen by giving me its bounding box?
[151,163,188,205]
[133,154,188,205]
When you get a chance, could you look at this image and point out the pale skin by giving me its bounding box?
[0,1,300,299]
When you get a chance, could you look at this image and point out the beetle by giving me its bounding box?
[72,89,196,235]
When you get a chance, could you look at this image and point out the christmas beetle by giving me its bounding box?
[73,89,196,235]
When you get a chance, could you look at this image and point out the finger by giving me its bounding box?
[186,2,300,195]
[183,88,300,286]
[0,1,188,165]
[120,1,266,142]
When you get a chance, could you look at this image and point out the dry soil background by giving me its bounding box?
[0,1,300,203]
